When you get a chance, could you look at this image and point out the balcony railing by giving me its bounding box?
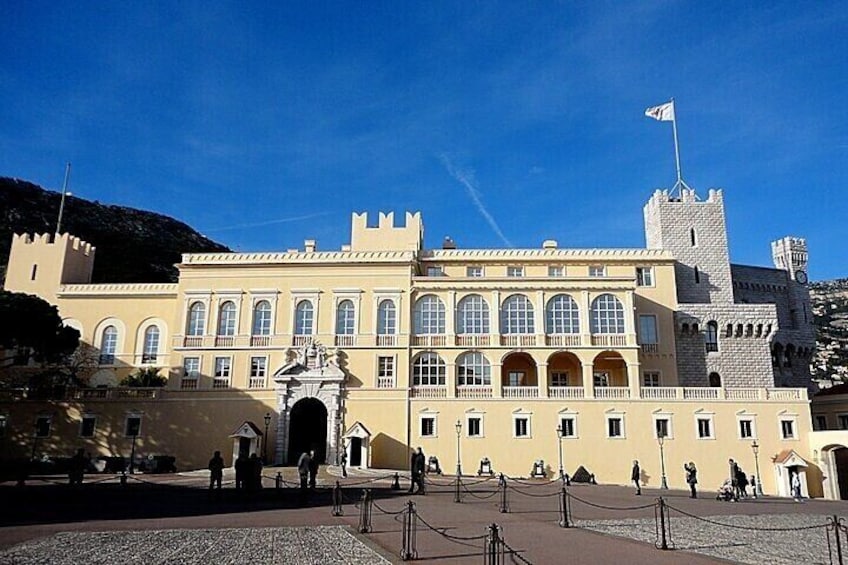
[412,335,447,347]
[70,387,160,400]
[335,335,355,347]
[767,388,803,400]
[248,377,267,389]
[292,335,312,346]
[640,387,678,400]
[548,386,585,399]
[456,335,491,347]
[250,335,271,347]
[682,387,719,400]
[591,334,627,347]
[725,388,760,401]
[183,336,203,348]
[502,386,539,399]
[456,385,492,399]
[500,335,537,347]
[180,378,199,390]
[376,335,397,347]
[215,336,234,348]
[376,376,395,388]
[546,334,581,347]
[411,385,447,399]
[640,343,659,354]
[594,386,630,399]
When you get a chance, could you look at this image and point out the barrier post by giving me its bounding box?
[120,471,128,487]
[834,515,844,565]
[657,497,668,550]
[332,481,343,517]
[358,489,372,533]
[558,486,570,528]
[483,523,503,565]
[400,500,418,561]
[454,474,462,503]
[498,474,509,513]
[392,472,401,490]
[275,472,283,490]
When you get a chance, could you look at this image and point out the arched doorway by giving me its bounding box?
[287,398,328,465]
[502,352,538,387]
[547,352,582,388]
[592,351,628,387]
[822,444,848,500]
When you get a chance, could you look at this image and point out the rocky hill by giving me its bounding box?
[0,177,229,283]
[810,279,848,382]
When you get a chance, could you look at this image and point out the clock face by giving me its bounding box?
[795,270,808,284]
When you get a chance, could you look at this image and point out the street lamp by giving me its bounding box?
[263,412,272,464]
[455,420,462,476]
[657,432,669,490]
[55,163,72,235]
[556,424,565,482]
[752,440,763,497]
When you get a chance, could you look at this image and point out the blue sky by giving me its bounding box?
[1,2,846,280]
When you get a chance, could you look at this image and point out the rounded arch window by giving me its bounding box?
[336,300,356,335]
[457,294,490,335]
[590,294,625,334]
[142,325,160,364]
[501,294,535,334]
[414,295,445,335]
[186,302,206,336]
[412,352,445,386]
[217,301,237,336]
[708,372,721,387]
[252,300,272,336]
[100,325,118,364]
[546,294,579,334]
[705,321,719,352]
[377,299,396,335]
[456,351,491,386]
[295,300,314,335]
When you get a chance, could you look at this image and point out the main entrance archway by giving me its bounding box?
[288,398,328,465]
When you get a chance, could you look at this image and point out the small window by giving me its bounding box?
[551,371,569,387]
[467,417,482,437]
[35,416,51,438]
[639,315,658,345]
[589,265,606,277]
[426,266,444,277]
[636,267,654,287]
[213,357,231,389]
[80,415,96,438]
[654,418,669,439]
[593,372,609,387]
[507,371,525,387]
[607,417,623,438]
[690,228,697,247]
[377,356,395,388]
[780,419,796,440]
[694,266,700,284]
[467,266,483,278]
[643,372,660,387]
[559,417,576,438]
[420,417,436,437]
[708,372,722,387]
[31,264,38,281]
[125,415,142,438]
[548,266,564,277]
[739,419,754,439]
[507,266,524,277]
[816,416,828,431]
[182,357,200,389]
[697,417,713,439]
[249,356,267,389]
[838,415,848,430]
[705,321,719,352]
[514,417,530,438]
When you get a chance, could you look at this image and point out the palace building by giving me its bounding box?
[0,186,837,498]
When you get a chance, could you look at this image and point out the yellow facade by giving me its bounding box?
[0,208,820,497]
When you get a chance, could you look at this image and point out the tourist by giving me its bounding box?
[340,449,348,478]
[308,449,319,489]
[235,453,248,490]
[736,466,749,498]
[249,453,263,490]
[208,450,224,490]
[409,447,426,494]
[684,461,697,498]
[68,448,86,486]
[297,451,311,492]
[728,459,740,501]
[791,472,803,502]
[631,460,641,495]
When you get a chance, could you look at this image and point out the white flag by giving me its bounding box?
[645,101,675,121]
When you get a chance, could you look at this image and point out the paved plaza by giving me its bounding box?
[1,467,848,564]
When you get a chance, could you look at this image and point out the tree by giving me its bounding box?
[120,367,167,388]
[0,290,79,367]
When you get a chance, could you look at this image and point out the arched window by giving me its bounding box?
[456,352,491,386]
[501,294,535,334]
[187,302,206,336]
[142,325,159,364]
[708,372,721,387]
[336,300,356,335]
[546,294,580,334]
[295,300,314,335]
[784,344,795,367]
[252,301,272,336]
[705,321,719,352]
[590,294,625,334]
[414,295,445,335]
[217,301,237,336]
[412,353,446,386]
[456,295,490,334]
[100,325,118,364]
[377,300,396,335]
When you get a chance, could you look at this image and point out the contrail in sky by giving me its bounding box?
[439,154,514,247]
[203,211,333,233]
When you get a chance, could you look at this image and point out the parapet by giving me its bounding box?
[12,232,95,256]
[350,211,423,252]
[646,187,724,207]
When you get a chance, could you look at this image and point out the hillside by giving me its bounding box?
[0,177,229,283]
[810,279,848,382]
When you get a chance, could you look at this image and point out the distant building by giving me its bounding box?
[0,187,837,497]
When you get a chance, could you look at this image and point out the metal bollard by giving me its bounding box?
[656,497,669,550]
[392,472,401,490]
[454,474,462,503]
[120,472,128,487]
[275,472,283,490]
[400,500,418,561]
[499,475,509,514]
[483,523,503,565]
[558,486,570,528]
[332,481,343,517]
[358,489,373,533]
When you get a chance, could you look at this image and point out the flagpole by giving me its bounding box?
[670,98,683,191]
[56,162,71,235]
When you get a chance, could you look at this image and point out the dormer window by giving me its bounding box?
[589,265,606,277]
[507,266,524,277]
[467,266,483,278]
[426,266,445,277]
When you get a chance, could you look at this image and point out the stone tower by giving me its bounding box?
[644,188,733,305]
[4,233,95,303]
[772,237,808,279]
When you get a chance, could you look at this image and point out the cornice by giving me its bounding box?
[180,250,418,266]
[58,283,178,298]
[420,248,674,262]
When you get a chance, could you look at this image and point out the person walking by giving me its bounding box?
[297,451,311,492]
[409,447,426,494]
[249,453,263,490]
[631,460,641,495]
[684,461,698,498]
[208,450,224,491]
[728,458,740,501]
[736,467,749,499]
[308,450,319,489]
[791,472,803,502]
[339,449,348,478]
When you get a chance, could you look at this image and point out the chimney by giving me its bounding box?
[542,239,558,249]
[442,236,457,250]
[304,239,316,253]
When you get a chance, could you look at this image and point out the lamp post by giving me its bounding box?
[455,420,462,476]
[752,440,763,497]
[55,163,72,235]
[658,432,669,490]
[263,412,272,464]
[556,424,565,482]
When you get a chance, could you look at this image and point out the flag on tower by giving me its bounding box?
[645,101,675,121]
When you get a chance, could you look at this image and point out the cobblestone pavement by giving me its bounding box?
[578,513,837,565]
[0,526,390,565]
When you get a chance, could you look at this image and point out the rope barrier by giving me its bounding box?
[372,499,408,516]
[504,475,560,487]
[507,484,561,498]
[665,503,830,532]
[415,512,489,542]
[502,539,534,565]
[567,491,657,511]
